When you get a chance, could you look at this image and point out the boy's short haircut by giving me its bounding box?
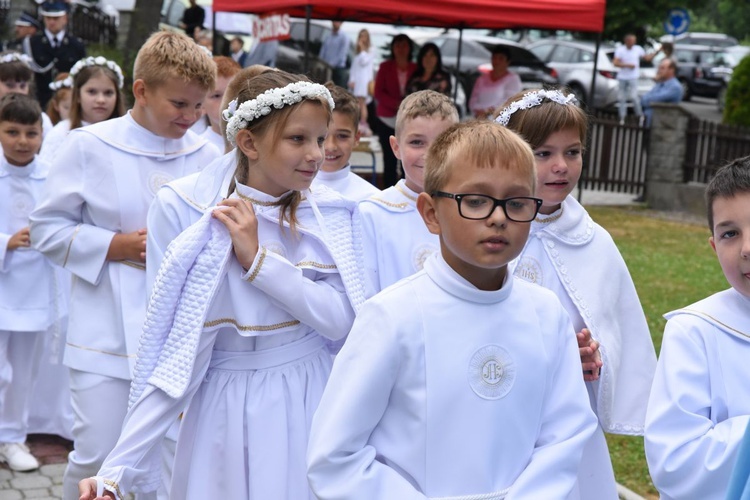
[0,52,33,83]
[214,55,241,80]
[705,156,750,231]
[424,120,536,195]
[324,81,360,128]
[395,89,459,137]
[0,93,42,125]
[501,89,589,151]
[133,31,216,90]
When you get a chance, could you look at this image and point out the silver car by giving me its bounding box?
[527,39,655,109]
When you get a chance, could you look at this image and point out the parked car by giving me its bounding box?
[278,19,333,83]
[674,32,738,47]
[411,32,558,110]
[672,44,734,100]
[527,39,654,109]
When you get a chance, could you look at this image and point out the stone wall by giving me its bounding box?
[645,103,708,217]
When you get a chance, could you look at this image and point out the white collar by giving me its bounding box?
[425,253,513,304]
[44,29,65,43]
[316,164,351,182]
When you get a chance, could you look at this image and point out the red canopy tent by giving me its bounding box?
[213,0,606,32]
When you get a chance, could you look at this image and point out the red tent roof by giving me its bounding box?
[213,0,606,33]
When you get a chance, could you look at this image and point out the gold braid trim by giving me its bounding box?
[371,198,409,209]
[534,206,564,224]
[244,247,267,283]
[395,183,418,202]
[203,318,301,331]
[103,478,124,500]
[295,261,337,269]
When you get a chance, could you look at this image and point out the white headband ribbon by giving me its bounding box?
[69,56,124,89]
[0,53,33,67]
[222,81,335,146]
[495,89,579,126]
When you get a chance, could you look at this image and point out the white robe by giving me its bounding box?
[199,126,225,156]
[29,111,220,380]
[358,179,438,297]
[95,154,360,499]
[645,288,750,500]
[308,253,598,500]
[312,164,380,202]
[510,196,656,499]
[0,155,72,439]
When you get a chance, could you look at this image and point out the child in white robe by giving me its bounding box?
[199,55,241,154]
[40,56,126,162]
[45,73,72,125]
[308,120,598,499]
[359,90,458,298]
[497,89,657,499]
[29,31,219,500]
[78,71,363,500]
[645,157,750,500]
[0,94,67,472]
[311,83,380,201]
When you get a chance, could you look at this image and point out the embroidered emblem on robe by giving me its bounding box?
[468,345,515,400]
[514,256,543,285]
[413,243,438,272]
[147,171,174,196]
[12,192,34,219]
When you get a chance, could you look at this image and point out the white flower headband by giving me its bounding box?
[495,89,579,126]
[222,81,335,146]
[0,53,33,67]
[69,56,124,89]
[49,78,72,91]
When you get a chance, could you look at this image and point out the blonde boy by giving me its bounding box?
[645,158,750,500]
[311,82,380,201]
[29,31,219,500]
[358,89,458,297]
[308,121,597,498]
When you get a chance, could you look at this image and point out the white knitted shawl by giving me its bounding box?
[129,188,365,408]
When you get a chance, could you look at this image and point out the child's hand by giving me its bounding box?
[106,229,147,263]
[7,227,31,250]
[78,478,115,500]
[213,198,259,270]
[577,328,603,382]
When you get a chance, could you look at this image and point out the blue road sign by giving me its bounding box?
[664,8,690,36]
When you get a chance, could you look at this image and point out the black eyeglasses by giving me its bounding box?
[432,191,543,222]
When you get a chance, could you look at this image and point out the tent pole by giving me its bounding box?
[303,5,312,74]
[454,27,463,114]
[588,32,601,111]
[212,10,217,55]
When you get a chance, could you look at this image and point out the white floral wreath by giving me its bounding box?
[49,78,73,91]
[69,56,124,89]
[495,89,579,126]
[222,81,335,146]
[0,53,33,67]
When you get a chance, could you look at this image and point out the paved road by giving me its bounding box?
[682,95,722,123]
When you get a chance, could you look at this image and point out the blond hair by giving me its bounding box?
[500,89,588,151]
[395,89,459,137]
[424,120,536,196]
[133,30,216,90]
[229,71,333,231]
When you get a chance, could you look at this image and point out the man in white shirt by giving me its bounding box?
[613,34,658,124]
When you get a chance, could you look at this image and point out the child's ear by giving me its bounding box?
[709,235,717,253]
[235,129,260,161]
[417,192,441,236]
[132,79,147,104]
[354,129,361,147]
[389,134,401,160]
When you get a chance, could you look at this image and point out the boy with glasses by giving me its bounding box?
[308,120,597,499]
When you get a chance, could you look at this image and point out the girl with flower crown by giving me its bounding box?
[40,56,125,162]
[46,72,72,125]
[0,51,53,136]
[496,89,656,500]
[78,70,364,500]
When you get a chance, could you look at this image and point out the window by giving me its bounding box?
[529,43,554,61]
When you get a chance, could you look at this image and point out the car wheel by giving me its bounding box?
[568,83,588,108]
[679,79,692,101]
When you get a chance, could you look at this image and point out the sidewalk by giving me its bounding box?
[0,435,70,499]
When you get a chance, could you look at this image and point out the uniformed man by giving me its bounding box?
[4,12,41,53]
[28,1,86,107]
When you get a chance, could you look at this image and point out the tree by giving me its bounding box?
[122,0,162,81]
[601,0,705,43]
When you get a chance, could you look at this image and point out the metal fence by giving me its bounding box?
[684,117,750,184]
[581,111,649,195]
[70,3,118,46]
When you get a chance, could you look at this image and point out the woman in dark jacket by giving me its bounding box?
[406,42,452,97]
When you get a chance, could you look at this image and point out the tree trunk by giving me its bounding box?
[122,0,162,84]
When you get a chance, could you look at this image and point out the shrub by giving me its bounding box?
[723,53,750,125]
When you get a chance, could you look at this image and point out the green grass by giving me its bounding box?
[584,205,728,498]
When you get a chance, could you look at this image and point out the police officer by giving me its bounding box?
[28,1,86,107]
[4,12,41,53]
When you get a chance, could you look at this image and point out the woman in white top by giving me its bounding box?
[348,29,374,135]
